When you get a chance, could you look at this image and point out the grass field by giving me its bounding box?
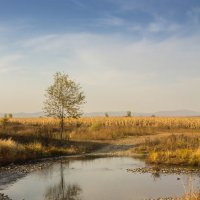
[9,116,200,129]
[1,116,200,166]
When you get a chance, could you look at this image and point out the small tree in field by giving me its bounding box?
[126,111,132,117]
[105,112,109,117]
[0,114,9,130]
[8,113,13,118]
[43,72,86,140]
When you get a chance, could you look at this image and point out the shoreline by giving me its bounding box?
[1,153,200,200]
[1,151,200,187]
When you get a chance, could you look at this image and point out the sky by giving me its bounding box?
[0,0,200,113]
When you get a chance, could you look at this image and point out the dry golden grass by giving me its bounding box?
[0,138,79,166]
[0,138,16,148]
[8,116,200,129]
[148,149,200,166]
[180,191,200,200]
[1,116,200,165]
[136,134,200,166]
[178,181,200,200]
[6,116,200,141]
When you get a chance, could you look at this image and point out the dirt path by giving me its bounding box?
[89,131,196,156]
[107,131,196,145]
[92,144,135,154]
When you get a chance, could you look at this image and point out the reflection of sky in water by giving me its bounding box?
[2,157,200,200]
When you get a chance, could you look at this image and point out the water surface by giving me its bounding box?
[2,157,200,200]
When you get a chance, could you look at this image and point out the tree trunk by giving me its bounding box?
[60,117,64,141]
[60,161,64,199]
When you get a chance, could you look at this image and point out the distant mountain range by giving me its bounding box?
[0,110,200,118]
[0,112,44,118]
[84,110,200,117]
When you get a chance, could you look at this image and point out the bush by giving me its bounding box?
[0,116,9,130]
[145,135,200,166]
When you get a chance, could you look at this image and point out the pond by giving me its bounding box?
[1,157,200,200]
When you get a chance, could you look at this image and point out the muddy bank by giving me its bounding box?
[148,198,176,200]
[0,193,12,200]
[0,158,57,200]
[0,161,53,190]
[127,166,200,175]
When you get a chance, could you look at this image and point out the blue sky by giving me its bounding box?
[0,0,200,113]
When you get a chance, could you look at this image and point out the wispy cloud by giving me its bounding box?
[0,54,23,73]
[187,6,200,25]
[98,16,125,26]
[104,1,200,38]
[2,27,198,111]
[17,31,200,82]
[1,0,200,112]
[147,18,181,33]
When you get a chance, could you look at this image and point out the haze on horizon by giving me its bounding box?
[0,0,200,113]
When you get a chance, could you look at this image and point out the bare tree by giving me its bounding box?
[43,72,86,140]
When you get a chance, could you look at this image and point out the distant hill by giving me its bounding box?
[84,110,200,117]
[0,112,44,118]
[83,111,149,117]
[83,111,127,117]
[0,110,200,118]
[153,110,200,117]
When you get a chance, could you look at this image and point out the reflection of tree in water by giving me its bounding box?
[45,183,82,200]
[44,161,82,200]
[151,172,161,181]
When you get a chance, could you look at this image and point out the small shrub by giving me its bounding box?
[126,111,132,117]
[0,116,9,130]
[105,112,109,117]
